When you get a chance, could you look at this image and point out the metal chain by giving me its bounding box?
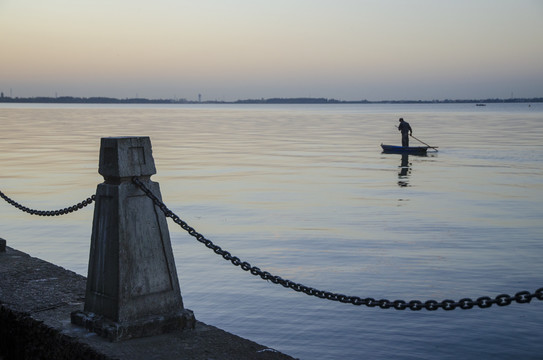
[132,177,543,311]
[0,189,95,216]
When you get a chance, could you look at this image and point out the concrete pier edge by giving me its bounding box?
[0,246,296,360]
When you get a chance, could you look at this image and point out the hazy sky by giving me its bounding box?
[1,0,542,101]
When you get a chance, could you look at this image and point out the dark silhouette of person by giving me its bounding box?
[398,118,412,147]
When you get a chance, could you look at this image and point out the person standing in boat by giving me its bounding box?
[398,118,412,147]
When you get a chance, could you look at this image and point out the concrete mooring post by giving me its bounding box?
[71,136,195,341]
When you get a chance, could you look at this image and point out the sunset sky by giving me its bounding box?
[1,0,542,101]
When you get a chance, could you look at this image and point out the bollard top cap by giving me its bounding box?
[99,137,156,178]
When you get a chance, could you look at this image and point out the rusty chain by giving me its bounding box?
[0,189,95,216]
[132,177,543,311]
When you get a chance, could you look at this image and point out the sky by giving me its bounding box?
[1,0,542,101]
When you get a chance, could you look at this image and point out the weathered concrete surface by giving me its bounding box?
[75,136,195,341]
[0,247,296,360]
[98,136,156,180]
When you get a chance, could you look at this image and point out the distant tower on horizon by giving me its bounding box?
[198,94,202,103]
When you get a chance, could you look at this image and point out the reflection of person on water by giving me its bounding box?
[398,154,411,187]
[398,118,412,147]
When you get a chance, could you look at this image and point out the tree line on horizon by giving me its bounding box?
[0,94,541,104]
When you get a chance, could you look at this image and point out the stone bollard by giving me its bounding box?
[0,238,6,252]
[71,137,195,341]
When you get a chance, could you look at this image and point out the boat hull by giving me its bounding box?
[381,144,428,154]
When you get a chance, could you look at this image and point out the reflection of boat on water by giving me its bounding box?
[476,103,486,106]
[381,137,438,187]
[381,144,429,155]
[381,147,438,187]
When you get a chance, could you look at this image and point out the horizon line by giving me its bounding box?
[0,95,542,105]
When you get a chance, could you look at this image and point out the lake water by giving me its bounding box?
[1,103,542,359]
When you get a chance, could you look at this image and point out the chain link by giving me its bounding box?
[132,177,543,311]
[0,189,95,216]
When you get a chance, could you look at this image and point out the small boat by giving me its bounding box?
[381,144,429,154]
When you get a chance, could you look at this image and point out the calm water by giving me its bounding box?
[1,103,542,359]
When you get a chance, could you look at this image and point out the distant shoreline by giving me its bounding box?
[0,96,541,105]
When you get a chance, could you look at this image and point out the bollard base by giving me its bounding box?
[71,309,196,342]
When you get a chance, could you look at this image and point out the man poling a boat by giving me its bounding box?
[380,118,437,154]
[398,118,412,147]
